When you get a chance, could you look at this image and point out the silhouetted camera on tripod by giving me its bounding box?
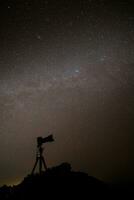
[32,134,54,175]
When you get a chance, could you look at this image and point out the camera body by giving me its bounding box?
[37,135,54,147]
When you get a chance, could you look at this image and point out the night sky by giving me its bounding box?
[0,0,134,186]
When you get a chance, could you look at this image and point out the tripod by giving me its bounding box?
[31,144,47,175]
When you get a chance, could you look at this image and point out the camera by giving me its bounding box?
[37,135,54,147]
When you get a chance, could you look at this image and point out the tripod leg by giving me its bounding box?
[31,157,38,174]
[39,157,42,174]
[42,157,48,171]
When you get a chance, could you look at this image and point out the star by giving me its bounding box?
[75,69,80,73]
[36,35,42,40]
[100,55,107,62]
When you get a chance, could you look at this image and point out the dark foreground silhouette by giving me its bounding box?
[0,163,133,199]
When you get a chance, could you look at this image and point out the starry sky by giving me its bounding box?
[0,0,134,186]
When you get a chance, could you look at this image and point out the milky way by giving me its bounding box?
[0,0,134,185]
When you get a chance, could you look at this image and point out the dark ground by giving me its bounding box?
[0,163,133,199]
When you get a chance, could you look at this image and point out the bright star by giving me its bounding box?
[75,69,80,73]
[36,35,42,40]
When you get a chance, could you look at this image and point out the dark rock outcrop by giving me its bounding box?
[1,163,131,199]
